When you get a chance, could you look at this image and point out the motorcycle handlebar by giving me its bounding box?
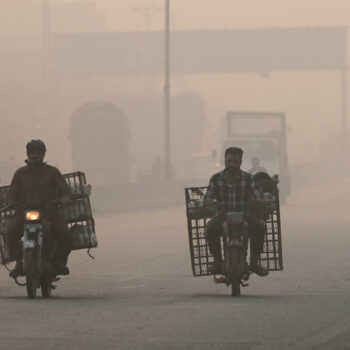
[0,198,71,213]
[0,202,20,213]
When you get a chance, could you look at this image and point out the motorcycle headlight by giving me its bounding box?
[26,211,40,221]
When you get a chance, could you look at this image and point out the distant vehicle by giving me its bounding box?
[70,101,131,186]
[220,111,290,202]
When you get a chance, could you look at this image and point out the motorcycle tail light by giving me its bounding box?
[26,211,40,221]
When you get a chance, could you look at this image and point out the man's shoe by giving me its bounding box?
[52,261,70,276]
[250,263,269,277]
[9,261,24,278]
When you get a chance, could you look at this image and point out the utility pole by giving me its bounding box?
[341,68,347,157]
[129,2,163,94]
[42,0,52,96]
[164,0,171,180]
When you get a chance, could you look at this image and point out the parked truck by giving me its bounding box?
[221,111,290,202]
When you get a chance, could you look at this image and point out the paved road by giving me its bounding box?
[0,179,349,349]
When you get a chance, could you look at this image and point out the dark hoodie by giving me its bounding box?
[9,162,70,206]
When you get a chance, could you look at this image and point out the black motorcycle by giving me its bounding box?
[0,199,67,299]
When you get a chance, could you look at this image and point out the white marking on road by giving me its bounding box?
[117,285,145,289]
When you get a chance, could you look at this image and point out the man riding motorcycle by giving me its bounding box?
[204,147,269,277]
[7,140,72,277]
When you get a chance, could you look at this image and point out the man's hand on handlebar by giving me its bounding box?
[194,198,213,208]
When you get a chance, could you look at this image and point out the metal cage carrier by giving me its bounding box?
[0,171,97,265]
[185,186,283,277]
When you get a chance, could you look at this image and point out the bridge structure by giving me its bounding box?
[54,27,348,155]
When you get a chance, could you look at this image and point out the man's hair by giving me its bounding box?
[225,147,243,159]
[26,139,46,155]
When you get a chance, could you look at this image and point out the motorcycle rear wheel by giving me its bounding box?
[230,246,241,297]
[24,250,38,299]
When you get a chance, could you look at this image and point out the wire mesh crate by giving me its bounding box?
[0,218,12,264]
[0,206,15,264]
[260,204,283,271]
[185,187,217,276]
[69,219,97,251]
[62,171,97,250]
[185,186,283,277]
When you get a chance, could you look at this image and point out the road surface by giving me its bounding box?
[0,179,349,349]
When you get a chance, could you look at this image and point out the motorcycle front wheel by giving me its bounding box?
[24,250,38,299]
[230,246,241,296]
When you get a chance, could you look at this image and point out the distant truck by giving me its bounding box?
[221,111,290,202]
[70,101,131,186]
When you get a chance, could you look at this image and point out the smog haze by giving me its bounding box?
[1,1,350,185]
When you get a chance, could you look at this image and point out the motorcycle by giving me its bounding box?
[0,171,98,299]
[185,172,283,297]
[0,199,67,298]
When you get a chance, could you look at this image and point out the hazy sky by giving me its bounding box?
[90,0,350,164]
[94,0,350,31]
[2,0,350,170]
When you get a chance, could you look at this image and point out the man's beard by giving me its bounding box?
[226,166,239,174]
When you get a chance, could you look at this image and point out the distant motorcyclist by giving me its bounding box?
[7,140,72,277]
[203,147,269,276]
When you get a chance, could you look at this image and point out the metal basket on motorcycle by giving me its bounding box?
[0,185,14,264]
[249,172,282,271]
[185,187,218,276]
[62,171,97,251]
[249,172,279,220]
